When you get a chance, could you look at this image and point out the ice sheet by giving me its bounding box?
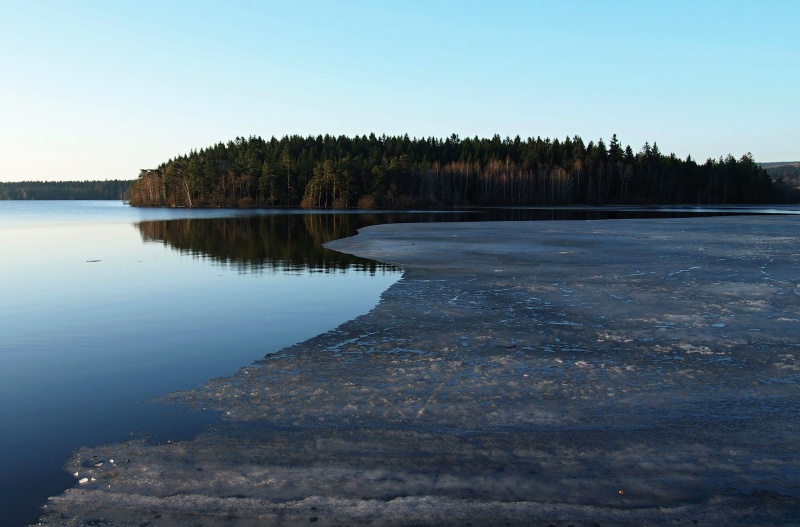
[39,217,800,526]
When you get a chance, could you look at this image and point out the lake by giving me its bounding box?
[2,201,797,526]
[0,201,407,526]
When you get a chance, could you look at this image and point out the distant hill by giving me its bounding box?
[759,162,800,202]
[758,161,800,169]
[760,162,800,181]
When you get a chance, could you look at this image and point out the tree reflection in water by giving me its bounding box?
[136,213,400,274]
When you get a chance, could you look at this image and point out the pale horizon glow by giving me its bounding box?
[0,0,798,182]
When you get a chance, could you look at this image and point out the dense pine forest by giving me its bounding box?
[125,133,789,208]
[0,180,131,200]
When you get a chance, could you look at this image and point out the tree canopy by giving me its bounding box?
[128,134,786,208]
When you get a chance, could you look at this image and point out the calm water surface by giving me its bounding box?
[0,201,402,527]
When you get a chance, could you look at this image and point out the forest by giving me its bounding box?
[0,180,131,200]
[123,133,789,208]
[763,162,800,203]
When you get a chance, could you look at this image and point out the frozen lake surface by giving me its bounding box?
[39,215,800,526]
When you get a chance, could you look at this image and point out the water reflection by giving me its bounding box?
[136,214,382,273]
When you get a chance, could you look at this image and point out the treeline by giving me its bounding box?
[0,180,131,200]
[128,134,785,209]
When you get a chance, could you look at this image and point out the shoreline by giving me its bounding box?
[38,216,800,526]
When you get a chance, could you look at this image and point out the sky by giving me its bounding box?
[0,0,798,182]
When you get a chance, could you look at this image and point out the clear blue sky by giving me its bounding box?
[1,0,797,182]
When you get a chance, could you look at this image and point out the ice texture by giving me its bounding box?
[39,217,800,526]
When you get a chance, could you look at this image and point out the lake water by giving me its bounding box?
[2,201,798,526]
[0,201,405,527]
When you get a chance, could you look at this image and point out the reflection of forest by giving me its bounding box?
[137,214,402,273]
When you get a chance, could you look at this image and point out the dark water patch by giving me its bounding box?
[2,405,218,527]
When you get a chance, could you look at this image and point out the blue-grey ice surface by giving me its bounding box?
[40,217,800,526]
